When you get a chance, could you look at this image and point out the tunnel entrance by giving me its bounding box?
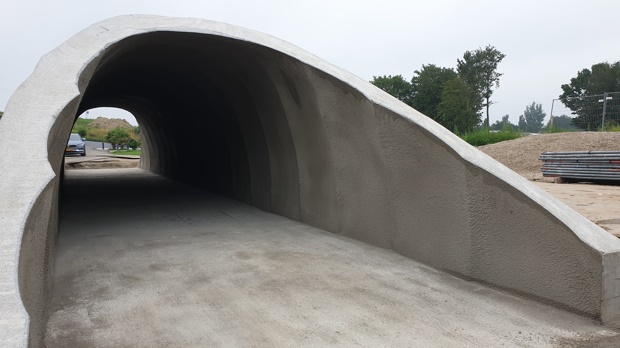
[46,31,323,344]
[74,31,304,216]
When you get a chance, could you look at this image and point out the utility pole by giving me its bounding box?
[602,92,610,131]
[549,99,555,129]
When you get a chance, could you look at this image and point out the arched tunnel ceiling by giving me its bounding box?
[80,32,309,217]
[0,15,619,346]
[83,33,270,199]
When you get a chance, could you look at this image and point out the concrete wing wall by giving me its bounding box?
[0,15,619,346]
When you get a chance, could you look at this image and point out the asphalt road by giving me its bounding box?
[64,141,113,164]
[84,140,113,156]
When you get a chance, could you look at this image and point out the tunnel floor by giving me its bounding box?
[45,168,618,347]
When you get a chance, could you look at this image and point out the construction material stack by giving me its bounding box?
[540,151,620,183]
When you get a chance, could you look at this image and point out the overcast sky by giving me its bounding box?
[1,0,618,126]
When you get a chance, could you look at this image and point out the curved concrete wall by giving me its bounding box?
[1,15,619,346]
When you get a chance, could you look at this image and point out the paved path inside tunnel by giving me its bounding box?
[45,168,619,347]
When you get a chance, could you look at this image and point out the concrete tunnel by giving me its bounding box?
[1,15,620,346]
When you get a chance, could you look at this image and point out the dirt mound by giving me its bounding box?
[65,158,139,169]
[478,132,620,181]
[89,117,133,130]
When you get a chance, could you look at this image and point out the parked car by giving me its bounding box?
[65,133,86,156]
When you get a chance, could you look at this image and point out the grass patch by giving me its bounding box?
[544,125,573,133]
[460,127,523,146]
[72,117,95,138]
[603,121,620,132]
[110,149,141,156]
[74,118,94,128]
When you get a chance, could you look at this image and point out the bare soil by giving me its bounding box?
[89,117,134,130]
[65,157,139,169]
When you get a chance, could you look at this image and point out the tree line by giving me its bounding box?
[488,102,546,133]
[371,45,505,133]
[372,45,620,134]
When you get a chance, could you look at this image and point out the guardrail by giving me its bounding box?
[540,151,620,182]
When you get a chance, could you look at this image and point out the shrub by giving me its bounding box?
[544,125,572,133]
[603,121,620,132]
[71,118,93,137]
[106,127,132,149]
[86,128,108,142]
[460,127,523,146]
[129,139,141,150]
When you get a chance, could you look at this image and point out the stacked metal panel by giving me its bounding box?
[540,151,620,182]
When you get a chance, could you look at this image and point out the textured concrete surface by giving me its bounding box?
[533,182,620,238]
[46,169,620,347]
[1,15,620,346]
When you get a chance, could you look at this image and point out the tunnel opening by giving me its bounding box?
[77,107,139,140]
[69,107,140,152]
[74,32,305,212]
[61,107,142,192]
[49,30,336,342]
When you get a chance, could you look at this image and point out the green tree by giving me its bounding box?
[71,117,93,138]
[370,75,414,106]
[546,115,578,132]
[129,138,142,150]
[560,61,620,130]
[410,64,458,119]
[490,114,516,131]
[518,102,546,133]
[0,111,3,119]
[517,115,526,131]
[457,45,506,127]
[437,77,481,133]
[76,127,87,138]
[561,61,620,98]
[106,127,132,150]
